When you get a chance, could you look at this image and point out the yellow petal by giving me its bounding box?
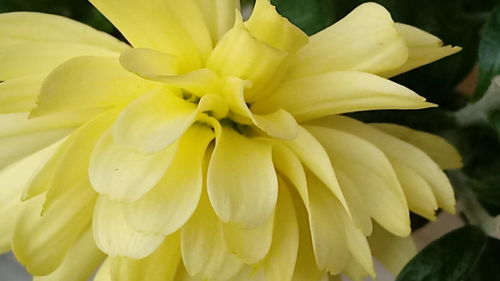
[181,192,243,280]
[92,195,165,258]
[341,216,375,277]
[34,230,105,281]
[0,75,43,113]
[0,42,118,80]
[124,126,214,235]
[206,13,287,100]
[0,12,129,51]
[307,172,349,274]
[371,123,463,169]
[30,56,153,118]
[316,116,456,213]
[94,259,112,281]
[89,129,178,202]
[110,233,180,281]
[368,223,417,275]
[306,125,410,237]
[208,126,278,228]
[287,2,407,78]
[196,0,240,42]
[111,88,198,153]
[253,71,432,122]
[246,0,308,53]
[379,23,461,78]
[119,48,178,77]
[89,0,212,71]
[343,259,371,281]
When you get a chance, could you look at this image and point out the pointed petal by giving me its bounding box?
[196,0,240,42]
[0,75,43,113]
[92,195,165,258]
[343,259,371,281]
[341,217,375,277]
[287,2,407,78]
[253,71,432,122]
[124,126,214,235]
[208,127,278,228]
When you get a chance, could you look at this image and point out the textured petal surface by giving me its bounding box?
[0,75,43,113]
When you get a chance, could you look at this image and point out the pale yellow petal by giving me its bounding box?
[111,88,197,153]
[208,127,277,228]
[371,123,463,169]
[343,259,371,281]
[0,75,43,113]
[253,71,432,122]
[306,125,410,237]
[368,223,417,275]
[89,129,178,202]
[0,12,129,51]
[341,216,375,277]
[379,23,461,78]
[94,259,112,281]
[34,230,105,281]
[196,0,240,42]
[110,233,180,281]
[124,126,214,235]
[287,2,407,78]
[119,48,178,77]
[92,195,165,258]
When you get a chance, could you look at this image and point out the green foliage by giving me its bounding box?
[271,0,334,35]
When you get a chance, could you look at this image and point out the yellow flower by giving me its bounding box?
[0,0,462,280]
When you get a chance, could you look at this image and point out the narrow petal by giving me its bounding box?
[0,12,129,51]
[371,123,463,169]
[0,75,43,113]
[287,2,407,78]
[33,230,105,281]
[89,129,178,202]
[341,216,375,277]
[306,125,410,237]
[92,195,165,259]
[111,88,198,152]
[344,259,371,281]
[253,71,432,122]
[124,126,214,235]
[196,0,240,42]
[208,126,278,228]
[379,23,462,78]
[119,48,178,77]
[110,233,180,281]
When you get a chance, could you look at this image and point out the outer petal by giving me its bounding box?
[287,2,407,78]
[379,23,462,78]
[208,126,278,228]
[253,71,433,122]
[0,75,43,113]
[0,12,129,51]
[94,260,112,281]
[92,195,165,259]
[196,0,240,42]
[124,126,214,235]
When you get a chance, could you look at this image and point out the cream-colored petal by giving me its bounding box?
[112,88,197,153]
[34,230,105,281]
[371,123,462,169]
[124,126,214,235]
[89,0,212,71]
[306,125,410,237]
[287,2,407,78]
[196,0,240,42]
[208,126,278,228]
[119,48,178,77]
[307,173,349,274]
[110,233,180,281]
[368,223,417,275]
[89,129,178,202]
[253,71,432,122]
[30,56,153,118]
[0,42,118,80]
[181,192,243,280]
[0,12,129,51]
[0,75,43,113]
[315,116,456,213]
[92,195,165,259]
[246,0,308,53]
[379,23,461,78]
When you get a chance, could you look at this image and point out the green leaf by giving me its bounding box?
[474,4,500,100]
[396,225,488,281]
[271,0,334,35]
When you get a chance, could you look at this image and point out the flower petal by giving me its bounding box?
[379,23,462,78]
[371,123,463,169]
[287,2,407,78]
[253,71,432,122]
[197,0,240,42]
[342,215,375,277]
[124,126,214,235]
[30,56,153,118]
[0,75,43,113]
[208,126,278,228]
[92,195,165,258]
[89,129,179,202]
[112,89,198,153]
[94,260,112,281]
